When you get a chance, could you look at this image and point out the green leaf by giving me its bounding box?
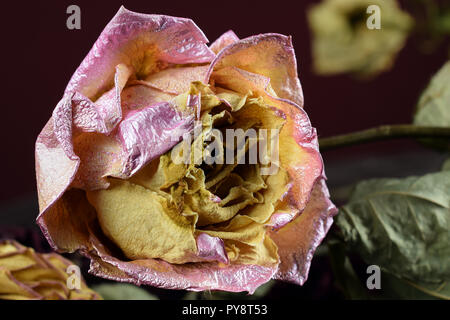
[336,171,450,298]
[328,240,369,299]
[442,158,450,171]
[380,272,450,300]
[414,61,450,150]
[91,283,159,300]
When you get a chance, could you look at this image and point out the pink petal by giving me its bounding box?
[140,65,210,95]
[266,211,297,230]
[71,92,108,133]
[35,119,79,217]
[195,233,228,264]
[104,64,133,133]
[117,102,194,176]
[84,233,275,293]
[269,177,338,285]
[66,6,215,99]
[207,33,304,107]
[36,63,133,211]
[71,132,123,190]
[209,30,240,54]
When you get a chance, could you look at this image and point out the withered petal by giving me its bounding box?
[65,6,215,99]
[35,118,79,217]
[211,66,323,211]
[0,240,101,300]
[195,233,229,264]
[269,177,337,285]
[142,65,210,95]
[37,189,96,253]
[209,30,240,54]
[84,233,275,293]
[118,102,194,176]
[36,64,132,215]
[207,33,303,107]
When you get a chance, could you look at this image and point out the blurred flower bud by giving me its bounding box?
[0,240,101,300]
[308,0,413,77]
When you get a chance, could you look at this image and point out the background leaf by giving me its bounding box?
[414,61,450,150]
[380,271,449,299]
[336,171,450,298]
[442,158,450,171]
[327,240,369,299]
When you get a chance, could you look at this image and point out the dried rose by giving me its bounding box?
[308,0,413,77]
[35,7,337,293]
[0,240,101,300]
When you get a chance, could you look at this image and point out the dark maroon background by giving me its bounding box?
[1,0,448,204]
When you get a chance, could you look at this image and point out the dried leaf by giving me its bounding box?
[337,172,450,290]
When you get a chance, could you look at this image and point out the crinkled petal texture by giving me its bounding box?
[0,240,101,300]
[35,7,337,293]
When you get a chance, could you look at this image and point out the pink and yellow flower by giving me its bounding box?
[35,7,337,293]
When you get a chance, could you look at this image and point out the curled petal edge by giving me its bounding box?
[66,6,215,99]
[206,33,304,107]
[81,232,276,293]
[269,176,338,285]
[210,66,323,212]
[209,30,240,54]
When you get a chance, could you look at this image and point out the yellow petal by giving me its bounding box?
[215,87,248,112]
[0,268,38,299]
[86,178,197,263]
[202,215,265,245]
[186,187,259,226]
[130,154,188,192]
[32,280,69,300]
[224,235,278,267]
[0,243,19,255]
[12,266,63,283]
[0,249,37,272]
[241,169,290,224]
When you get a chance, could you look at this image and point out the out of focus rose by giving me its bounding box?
[35,7,337,293]
[0,240,101,300]
[308,0,413,77]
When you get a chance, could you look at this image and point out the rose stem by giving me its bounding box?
[318,124,450,151]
